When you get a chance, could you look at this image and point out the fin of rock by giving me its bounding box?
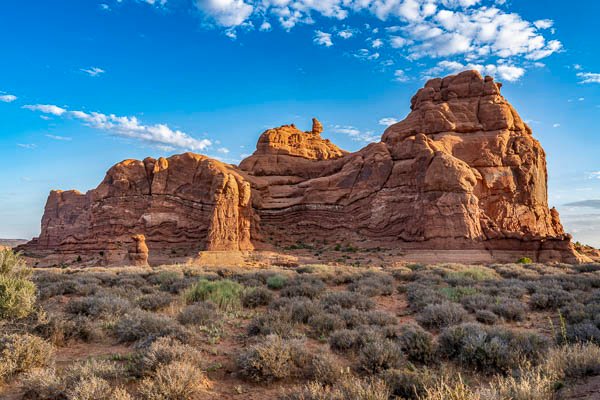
[18,71,585,265]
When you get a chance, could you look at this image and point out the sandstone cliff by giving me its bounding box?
[19,71,582,265]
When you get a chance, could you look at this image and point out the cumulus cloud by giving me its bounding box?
[165,1,561,83]
[24,104,211,151]
[195,0,253,28]
[0,94,17,103]
[81,67,106,77]
[426,60,524,81]
[23,104,67,116]
[332,125,379,143]
[577,72,600,84]
[314,30,333,47]
[394,69,410,82]
[379,117,399,126]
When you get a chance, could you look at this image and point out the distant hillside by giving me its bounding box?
[0,239,28,249]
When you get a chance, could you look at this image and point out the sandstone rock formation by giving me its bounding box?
[19,71,583,265]
[129,234,149,267]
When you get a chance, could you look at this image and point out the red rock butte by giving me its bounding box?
[19,71,586,265]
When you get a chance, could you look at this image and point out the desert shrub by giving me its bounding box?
[0,249,31,278]
[280,376,390,400]
[320,291,374,311]
[136,293,173,311]
[366,310,397,327]
[66,294,130,318]
[290,299,324,323]
[306,353,345,386]
[397,324,435,363]
[348,273,394,297]
[34,312,100,345]
[490,298,526,321]
[0,275,37,320]
[177,302,218,326]
[267,274,287,289]
[0,333,54,382]
[281,277,325,299]
[475,310,498,325]
[147,271,185,291]
[236,335,311,382]
[460,294,493,313]
[358,338,403,373]
[138,361,211,400]
[0,250,36,320]
[446,266,498,283]
[184,279,243,311]
[242,286,273,308]
[21,366,132,400]
[438,323,548,373]
[419,376,479,400]
[133,337,204,377]
[487,366,554,400]
[382,368,436,399]
[308,313,346,337]
[439,286,478,302]
[560,303,588,324]
[329,329,361,353]
[545,342,600,379]
[517,257,533,264]
[406,284,446,311]
[561,322,600,344]
[417,302,468,330]
[339,309,369,329]
[530,288,575,310]
[248,310,298,337]
[113,310,188,343]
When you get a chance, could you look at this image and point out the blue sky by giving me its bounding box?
[1,0,599,245]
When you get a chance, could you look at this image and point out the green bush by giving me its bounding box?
[517,257,533,264]
[242,287,273,308]
[0,250,36,320]
[267,275,287,290]
[184,279,243,311]
[397,324,435,363]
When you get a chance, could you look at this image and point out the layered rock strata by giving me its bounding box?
[19,71,582,264]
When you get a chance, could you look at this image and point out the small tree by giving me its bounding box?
[0,249,36,319]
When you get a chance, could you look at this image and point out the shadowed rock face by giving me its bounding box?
[19,71,582,264]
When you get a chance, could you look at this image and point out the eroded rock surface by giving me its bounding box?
[19,71,583,265]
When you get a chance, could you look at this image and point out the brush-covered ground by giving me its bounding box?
[1,249,600,400]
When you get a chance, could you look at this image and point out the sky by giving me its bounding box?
[0,0,599,245]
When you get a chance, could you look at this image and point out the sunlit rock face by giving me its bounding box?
[19,71,582,265]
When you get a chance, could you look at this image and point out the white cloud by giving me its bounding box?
[195,0,253,27]
[332,125,378,143]
[372,38,383,48]
[394,69,409,82]
[390,36,408,48]
[17,143,37,149]
[534,19,553,29]
[24,104,211,151]
[553,123,560,128]
[314,30,333,47]
[217,147,230,154]
[354,48,380,60]
[23,104,67,116]
[338,29,353,39]
[379,117,399,126]
[426,60,524,82]
[81,67,106,77]
[577,72,600,84]
[46,134,72,141]
[573,64,582,70]
[0,94,17,103]
[260,21,272,31]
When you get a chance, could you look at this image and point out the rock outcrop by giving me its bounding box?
[19,71,583,265]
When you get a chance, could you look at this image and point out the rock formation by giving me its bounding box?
[19,71,583,265]
[129,234,149,267]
